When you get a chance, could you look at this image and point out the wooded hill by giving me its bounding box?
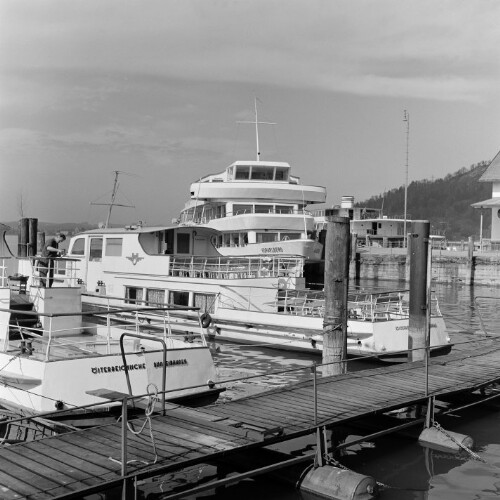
[357,161,492,240]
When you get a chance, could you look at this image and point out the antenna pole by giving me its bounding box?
[236,98,275,161]
[254,98,260,162]
[403,110,410,248]
[105,171,120,228]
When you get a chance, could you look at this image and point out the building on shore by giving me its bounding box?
[472,150,500,244]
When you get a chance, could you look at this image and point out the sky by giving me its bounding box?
[1,0,499,226]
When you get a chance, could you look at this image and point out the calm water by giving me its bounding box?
[148,280,500,500]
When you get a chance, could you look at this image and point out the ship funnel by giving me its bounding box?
[341,196,354,209]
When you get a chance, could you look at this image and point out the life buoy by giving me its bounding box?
[201,312,212,328]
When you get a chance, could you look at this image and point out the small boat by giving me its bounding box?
[0,256,222,426]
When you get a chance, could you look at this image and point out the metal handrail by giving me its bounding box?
[119,332,167,414]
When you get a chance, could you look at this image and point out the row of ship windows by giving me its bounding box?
[228,165,289,181]
[213,232,303,247]
[125,287,216,313]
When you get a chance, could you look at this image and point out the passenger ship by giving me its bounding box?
[17,156,451,360]
[178,160,326,260]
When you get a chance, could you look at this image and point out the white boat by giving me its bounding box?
[0,257,221,424]
[179,160,326,260]
[14,222,451,361]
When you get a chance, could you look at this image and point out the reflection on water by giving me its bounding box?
[197,281,500,500]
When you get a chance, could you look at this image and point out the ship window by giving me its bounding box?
[194,293,216,314]
[169,291,189,307]
[275,167,288,181]
[235,166,250,179]
[224,233,231,247]
[257,232,278,243]
[177,233,190,254]
[105,238,122,256]
[281,233,301,241]
[146,288,165,306]
[89,238,103,261]
[276,205,292,214]
[251,166,273,180]
[70,237,85,256]
[255,205,273,214]
[239,233,248,246]
[125,286,143,305]
[233,204,252,215]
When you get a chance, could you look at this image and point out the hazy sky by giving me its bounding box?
[1,0,499,225]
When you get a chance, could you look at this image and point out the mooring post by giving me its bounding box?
[37,231,45,256]
[349,233,358,280]
[28,218,38,256]
[323,216,350,376]
[408,221,429,363]
[425,236,433,395]
[18,218,29,257]
[466,236,475,285]
[405,233,412,282]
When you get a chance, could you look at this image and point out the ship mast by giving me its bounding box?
[90,170,135,228]
[237,98,275,161]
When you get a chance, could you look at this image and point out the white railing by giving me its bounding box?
[0,257,11,288]
[169,255,304,279]
[15,256,82,289]
[274,288,442,321]
[0,302,208,361]
[180,207,313,225]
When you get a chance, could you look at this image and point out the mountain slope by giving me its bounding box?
[357,161,492,240]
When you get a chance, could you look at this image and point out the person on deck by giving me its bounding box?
[38,232,66,287]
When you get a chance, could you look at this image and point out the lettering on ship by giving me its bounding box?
[91,359,188,374]
[395,324,437,332]
[261,247,284,254]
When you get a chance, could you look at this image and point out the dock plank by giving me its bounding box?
[3,344,500,499]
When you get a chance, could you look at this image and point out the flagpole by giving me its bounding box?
[403,110,410,248]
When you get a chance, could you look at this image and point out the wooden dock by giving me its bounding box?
[1,342,500,499]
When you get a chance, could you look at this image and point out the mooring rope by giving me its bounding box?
[109,383,159,467]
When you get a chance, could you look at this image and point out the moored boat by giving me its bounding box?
[0,257,221,425]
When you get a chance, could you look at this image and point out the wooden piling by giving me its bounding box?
[349,233,358,280]
[466,236,475,285]
[323,216,350,376]
[28,218,38,256]
[408,221,429,362]
[18,218,29,257]
[405,233,412,282]
[37,232,46,256]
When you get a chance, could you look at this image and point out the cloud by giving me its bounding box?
[1,0,499,103]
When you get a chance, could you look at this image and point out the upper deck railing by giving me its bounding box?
[169,255,305,279]
[180,207,314,225]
